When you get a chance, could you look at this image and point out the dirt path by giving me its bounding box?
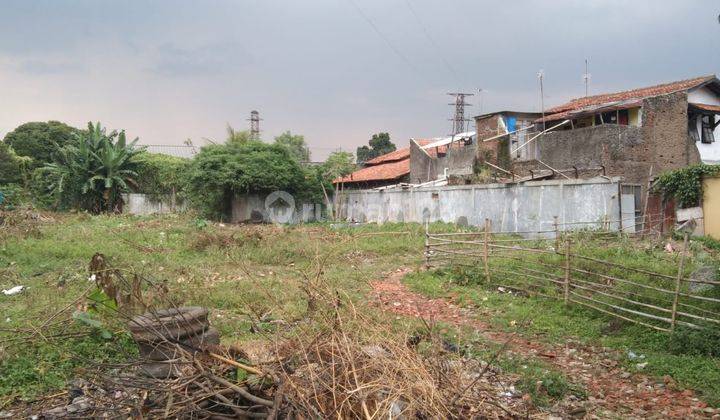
[370,268,716,419]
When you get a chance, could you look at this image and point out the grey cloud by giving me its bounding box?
[17,59,83,75]
[150,42,254,77]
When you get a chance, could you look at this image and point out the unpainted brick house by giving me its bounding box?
[477,75,720,187]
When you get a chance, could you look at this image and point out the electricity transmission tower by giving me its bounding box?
[248,110,261,140]
[447,92,474,135]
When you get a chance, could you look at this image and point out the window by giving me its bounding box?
[595,110,629,125]
[701,115,715,144]
[689,114,700,143]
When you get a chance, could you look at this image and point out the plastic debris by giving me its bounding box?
[2,285,25,296]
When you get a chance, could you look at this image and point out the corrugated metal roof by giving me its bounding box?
[142,145,197,159]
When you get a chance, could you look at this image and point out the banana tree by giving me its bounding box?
[39,122,143,213]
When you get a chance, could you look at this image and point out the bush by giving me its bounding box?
[186,141,309,220]
[0,142,22,185]
[653,164,720,208]
[0,184,23,209]
[132,152,190,195]
[665,325,720,357]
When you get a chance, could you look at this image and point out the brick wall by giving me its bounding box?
[515,92,701,186]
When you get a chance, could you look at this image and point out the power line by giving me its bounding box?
[345,0,421,75]
[403,0,461,87]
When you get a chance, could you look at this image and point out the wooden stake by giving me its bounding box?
[424,221,430,269]
[553,215,560,252]
[641,165,654,238]
[483,218,491,284]
[671,232,689,330]
[563,237,571,304]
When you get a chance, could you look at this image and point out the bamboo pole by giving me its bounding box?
[424,221,430,269]
[671,232,689,330]
[483,218,491,284]
[563,237,571,304]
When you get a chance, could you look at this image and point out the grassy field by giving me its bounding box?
[1,212,719,412]
[405,230,720,406]
[0,213,428,404]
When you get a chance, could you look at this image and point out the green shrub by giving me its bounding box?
[132,152,190,195]
[665,325,720,357]
[186,141,313,220]
[653,164,720,208]
[0,183,23,209]
[0,142,22,185]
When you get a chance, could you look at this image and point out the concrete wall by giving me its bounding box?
[337,177,630,234]
[123,193,186,215]
[703,176,720,239]
[409,140,436,184]
[438,143,476,177]
[409,140,477,183]
[230,193,325,224]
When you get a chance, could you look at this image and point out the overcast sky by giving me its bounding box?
[1,1,719,159]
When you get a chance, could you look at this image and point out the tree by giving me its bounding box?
[36,122,143,213]
[356,132,396,164]
[226,124,252,145]
[321,151,355,181]
[0,142,22,185]
[3,121,81,168]
[186,141,307,220]
[274,131,310,162]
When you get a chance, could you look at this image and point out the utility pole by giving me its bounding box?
[248,110,261,141]
[538,70,546,131]
[478,88,484,115]
[583,59,591,98]
[448,92,474,135]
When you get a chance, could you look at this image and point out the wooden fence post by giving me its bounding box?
[671,232,689,330]
[424,221,430,269]
[553,215,560,252]
[483,218,491,284]
[563,237,571,304]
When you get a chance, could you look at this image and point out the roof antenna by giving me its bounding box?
[583,58,591,97]
[537,70,545,131]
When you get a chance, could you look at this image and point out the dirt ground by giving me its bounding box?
[371,268,718,419]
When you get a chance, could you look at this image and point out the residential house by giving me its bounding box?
[478,75,720,186]
[334,134,476,189]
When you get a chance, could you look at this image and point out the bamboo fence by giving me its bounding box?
[424,217,719,332]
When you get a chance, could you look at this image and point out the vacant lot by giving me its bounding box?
[1,212,719,418]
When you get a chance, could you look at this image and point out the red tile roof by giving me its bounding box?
[334,158,410,184]
[363,140,432,165]
[333,139,456,185]
[539,75,717,123]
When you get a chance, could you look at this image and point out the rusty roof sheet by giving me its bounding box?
[537,99,643,123]
[690,103,720,113]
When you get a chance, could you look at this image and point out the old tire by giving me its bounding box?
[138,327,220,361]
[129,307,208,342]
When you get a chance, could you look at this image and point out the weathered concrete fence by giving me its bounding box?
[123,193,186,215]
[336,177,636,233]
